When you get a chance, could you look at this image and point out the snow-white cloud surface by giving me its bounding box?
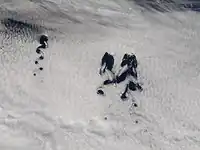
[0,0,200,149]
